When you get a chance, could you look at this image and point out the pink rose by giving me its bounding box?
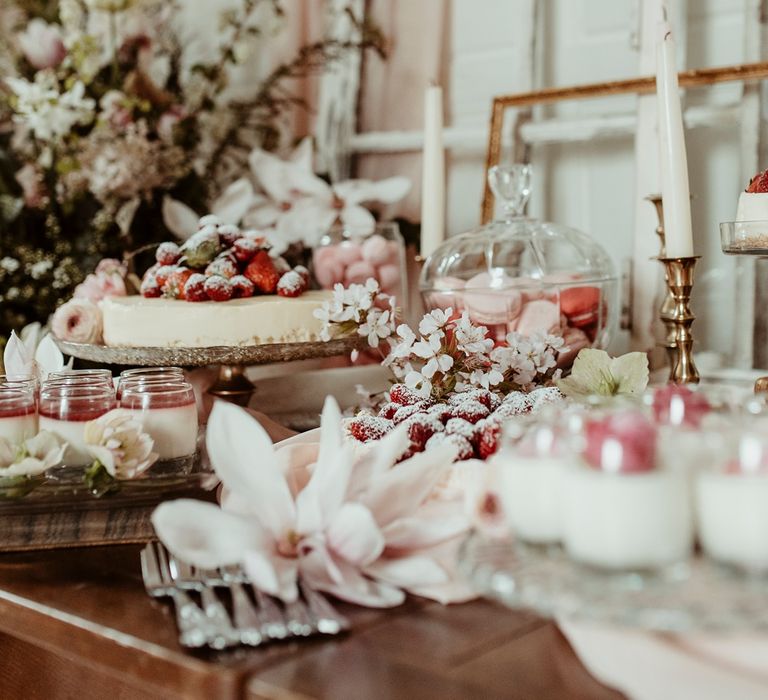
[51,300,103,344]
[73,259,127,302]
[17,19,66,70]
[15,164,45,208]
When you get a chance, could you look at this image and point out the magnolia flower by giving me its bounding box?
[51,299,103,344]
[84,409,158,479]
[3,328,69,382]
[17,19,66,69]
[73,258,127,302]
[153,399,470,607]
[0,431,66,478]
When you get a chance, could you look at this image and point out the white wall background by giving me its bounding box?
[439,0,754,361]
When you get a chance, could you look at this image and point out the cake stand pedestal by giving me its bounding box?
[54,337,365,407]
[720,220,768,393]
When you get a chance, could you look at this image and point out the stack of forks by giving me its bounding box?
[140,541,350,650]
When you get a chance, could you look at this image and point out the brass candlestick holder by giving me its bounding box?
[647,195,679,369]
[659,256,701,385]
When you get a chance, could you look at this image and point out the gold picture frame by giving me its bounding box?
[482,61,768,223]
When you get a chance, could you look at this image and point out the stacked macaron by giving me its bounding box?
[312,233,403,299]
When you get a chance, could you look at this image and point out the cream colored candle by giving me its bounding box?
[420,85,445,260]
[656,22,694,258]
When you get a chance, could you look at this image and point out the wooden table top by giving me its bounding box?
[0,545,624,700]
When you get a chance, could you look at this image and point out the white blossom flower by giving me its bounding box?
[467,367,504,390]
[17,19,66,70]
[412,334,454,379]
[454,312,493,355]
[0,431,66,478]
[404,370,432,398]
[6,73,95,141]
[83,409,158,480]
[418,307,453,337]
[358,309,394,348]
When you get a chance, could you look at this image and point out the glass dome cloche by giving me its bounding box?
[419,164,618,370]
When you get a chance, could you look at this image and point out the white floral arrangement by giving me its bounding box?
[0,432,67,486]
[313,279,397,348]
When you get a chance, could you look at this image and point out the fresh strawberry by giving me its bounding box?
[451,399,490,424]
[500,391,534,415]
[476,420,502,460]
[140,272,161,298]
[163,267,194,299]
[232,238,260,263]
[205,256,238,279]
[180,228,221,269]
[204,275,234,301]
[392,403,426,425]
[156,242,181,266]
[445,417,480,441]
[528,386,564,411]
[277,270,308,298]
[184,273,208,302]
[217,223,241,247]
[747,170,768,193]
[244,250,281,294]
[378,401,400,419]
[389,383,425,406]
[405,413,443,449]
[154,264,177,288]
[294,265,310,285]
[347,415,393,442]
[425,432,474,460]
[198,215,222,229]
[426,403,453,423]
[451,388,500,411]
[230,275,255,298]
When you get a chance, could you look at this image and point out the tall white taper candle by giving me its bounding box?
[656,22,694,258]
[420,85,445,260]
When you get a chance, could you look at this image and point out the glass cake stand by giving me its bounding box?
[460,533,768,633]
[720,220,768,392]
[55,337,365,406]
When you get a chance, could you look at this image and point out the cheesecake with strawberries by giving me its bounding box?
[101,216,331,348]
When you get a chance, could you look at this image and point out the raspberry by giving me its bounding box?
[451,399,490,424]
[244,250,281,294]
[163,268,193,299]
[347,415,393,442]
[204,275,234,301]
[184,273,208,302]
[378,401,399,419]
[405,413,443,448]
[156,242,181,266]
[426,403,453,423]
[217,223,241,247]
[747,171,768,193]
[392,403,426,425]
[277,270,308,298]
[154,264,177,288]
[476,420,502,460]
[140,272,161,298]
[425,432,474,461]
[445,417,480,441]
[230,275,255,298]
[233,238,259,263]
[389,384,425,406]
[205,257,238,279]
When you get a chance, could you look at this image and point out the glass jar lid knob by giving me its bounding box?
[489,164,532,220]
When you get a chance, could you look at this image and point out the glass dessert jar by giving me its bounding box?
[420,165,618,364]
[120,381,198,460]
[39,384,116,466]
[0,384,37,444]
[312,222,407,304]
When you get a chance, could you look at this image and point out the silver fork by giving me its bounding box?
[219,566,290,640]
[140,542,209,648]
[166,556,240,650]
[299,581,351,635]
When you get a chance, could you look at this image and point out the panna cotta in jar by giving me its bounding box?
[38,384,116,466]
[696,430,768,571]
[562,409,693,570]
[120,382,197,460]
[0,386,38,444]
[495,417,572,544]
